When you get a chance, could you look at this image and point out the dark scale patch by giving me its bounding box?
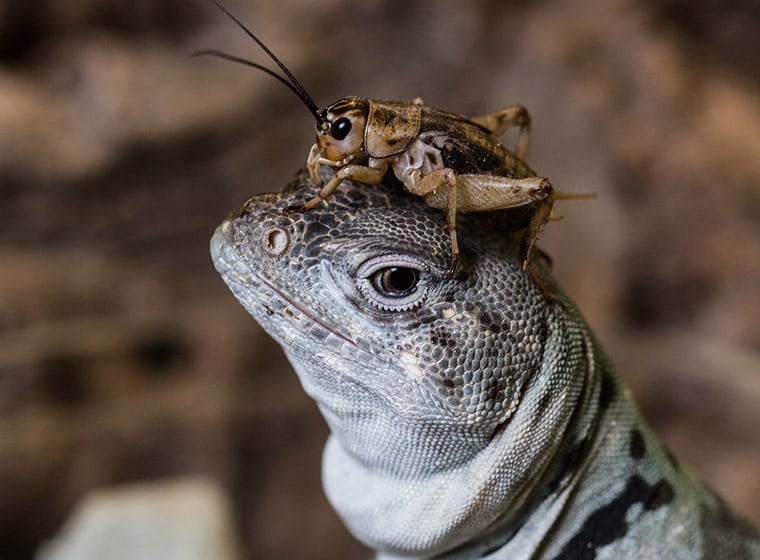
[478,310,503,334]
[280,170,312,195]
[430,328,456,349]
[302,221,330,243]
[552,475,674,560]
[629,428,646,460]
[598,373,617,410]
[644,479,675,511]
[344,186,373,205]
[404,319,422,330]
[487,385,499,400]
[545,437,589,495]
[318,212,342,229]
[289,243,303,258]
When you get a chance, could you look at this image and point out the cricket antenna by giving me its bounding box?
[205,1,321,121]
[193,49,318,118]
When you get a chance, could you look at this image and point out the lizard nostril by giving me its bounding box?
[262,227,290,256]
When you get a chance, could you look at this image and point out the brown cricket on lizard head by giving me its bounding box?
[196,1,592,269]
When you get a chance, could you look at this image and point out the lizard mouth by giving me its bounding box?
[254,270,357,347]
[211,220,356,348]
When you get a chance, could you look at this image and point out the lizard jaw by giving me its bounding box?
[211,220,356,348]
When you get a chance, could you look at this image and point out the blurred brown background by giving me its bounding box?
[0,0,758,558]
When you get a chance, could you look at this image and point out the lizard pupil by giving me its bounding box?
[331,117,352,140]
[378,267,419,296]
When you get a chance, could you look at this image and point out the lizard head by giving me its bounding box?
[211,169,588,555]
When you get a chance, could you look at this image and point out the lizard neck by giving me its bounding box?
[441,346,719,560]
[319,304,602,557]
[431,331,607,559]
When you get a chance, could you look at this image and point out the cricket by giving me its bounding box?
[198,1,591,269]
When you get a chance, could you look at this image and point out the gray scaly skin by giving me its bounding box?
[211,169,760,559]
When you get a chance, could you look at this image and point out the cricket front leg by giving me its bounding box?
[303,163,387,210]
[470,105,532,160]
[307,144,323,184]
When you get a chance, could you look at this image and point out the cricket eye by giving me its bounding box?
[331,117,352,140]
[372,267,419,297]
[356,256,429,313]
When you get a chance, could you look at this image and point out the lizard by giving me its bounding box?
[211,168,760,559]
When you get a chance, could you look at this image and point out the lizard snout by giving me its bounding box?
[210,219,236,270]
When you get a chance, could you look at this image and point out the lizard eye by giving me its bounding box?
[372,267,419,297]
[356,255,428,312]
[331,117,352,140]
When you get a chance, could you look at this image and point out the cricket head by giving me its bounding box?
[315,97,370,163]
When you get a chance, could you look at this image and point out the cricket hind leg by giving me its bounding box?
[449,173,554,269]
[518,189,597,263]
[471,105,532,160]
[519,192,555,270]
[445,174,460,258]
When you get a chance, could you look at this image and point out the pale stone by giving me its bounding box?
[37,478,244,560]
